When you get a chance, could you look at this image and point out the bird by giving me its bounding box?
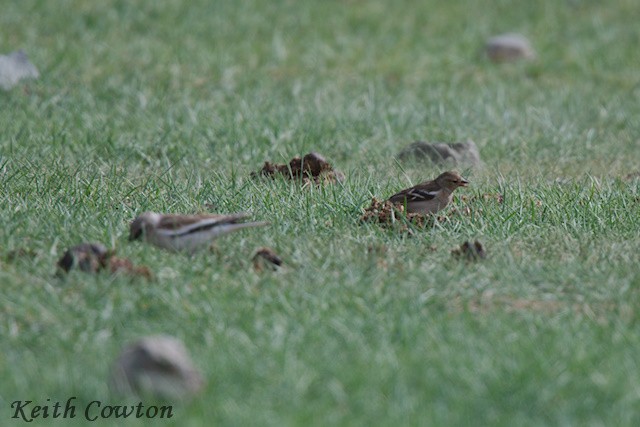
[129,212,268,252]
[387,171,469,214]
[109,335,204,401]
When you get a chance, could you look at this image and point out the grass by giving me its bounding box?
[1,0,640,425]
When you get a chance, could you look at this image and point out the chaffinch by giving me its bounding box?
[129,212,267,252]
[387,171,469,214]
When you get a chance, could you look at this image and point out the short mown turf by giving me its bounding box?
[1,0,639,425]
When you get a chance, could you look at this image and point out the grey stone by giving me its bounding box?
[110,336,204,401]
[397,140,481,168]
[0,50,39,90]
[486,33,535,62]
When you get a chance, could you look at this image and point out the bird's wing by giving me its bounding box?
[389,181,441,203]
[156,213,249,237]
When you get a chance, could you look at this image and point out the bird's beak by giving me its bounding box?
[459,179,469,187]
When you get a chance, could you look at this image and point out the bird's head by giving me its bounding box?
[436,171,469,191]
[129,212,160,241]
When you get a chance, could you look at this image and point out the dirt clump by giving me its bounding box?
[451,240,487,261]
[252,152,345,185]
[109,256,154,280]
[252,247,283,272]
[57,243,110,273]
[57,242,152,279]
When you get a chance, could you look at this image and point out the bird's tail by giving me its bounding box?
[225,221,269,232]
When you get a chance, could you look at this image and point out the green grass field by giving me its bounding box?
[2,0,639,425]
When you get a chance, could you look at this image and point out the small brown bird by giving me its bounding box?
[387,171,469,214]
[129,212,268,252]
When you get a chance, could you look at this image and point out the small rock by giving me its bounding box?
[486,33,535,62]
[57,243,110,273]
[397,140,481,168]
[0,50,39,90]
[451,240,487,261]
[252,247,283,272]
[109,336,204,401]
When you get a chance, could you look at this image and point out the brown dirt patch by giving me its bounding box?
[109,257,154,280]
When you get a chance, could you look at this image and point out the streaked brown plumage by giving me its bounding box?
[387,171,469,214]
[129,212,268,252]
